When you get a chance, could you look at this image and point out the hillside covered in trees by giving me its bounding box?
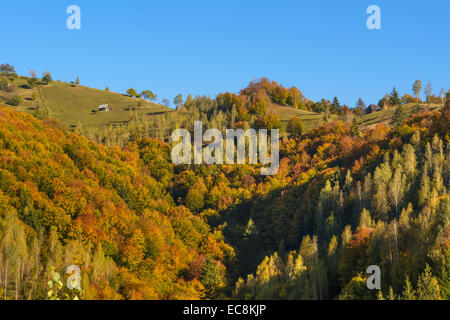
[0,107,234,299]
[0,70,449,299]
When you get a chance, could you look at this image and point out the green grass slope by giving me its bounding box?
[268,103,338,132]
[359,103,442,129]
[2,77,169,131]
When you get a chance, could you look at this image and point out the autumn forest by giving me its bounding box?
[0,64,449,300]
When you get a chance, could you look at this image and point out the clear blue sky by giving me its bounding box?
[1,0,449,107]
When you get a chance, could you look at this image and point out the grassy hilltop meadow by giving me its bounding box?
[0,64,449,300]
[0,76,168,129]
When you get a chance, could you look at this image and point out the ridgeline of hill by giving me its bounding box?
[0,74,444,146]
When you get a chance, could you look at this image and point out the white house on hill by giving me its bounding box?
[98,104,111,112]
